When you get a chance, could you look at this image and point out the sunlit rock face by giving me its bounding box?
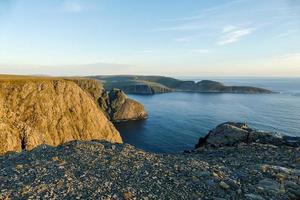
[101,88,148,122]
[0,77,122,154]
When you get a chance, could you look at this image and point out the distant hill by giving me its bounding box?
[89,75,273,94]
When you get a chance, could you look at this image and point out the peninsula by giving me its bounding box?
[89,75,273,95]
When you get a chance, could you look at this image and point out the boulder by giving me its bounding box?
[195,122,300,148]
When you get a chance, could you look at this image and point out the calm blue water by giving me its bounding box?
[115,78,300,153]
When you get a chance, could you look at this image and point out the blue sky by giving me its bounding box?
[0,0,299,76]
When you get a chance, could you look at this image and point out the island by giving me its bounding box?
[89,75,273,94]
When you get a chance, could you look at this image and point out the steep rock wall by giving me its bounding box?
[0,79,122,154]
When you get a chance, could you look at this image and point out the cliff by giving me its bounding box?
[67,78,104,103]
[0,123,299,199]
[90,75,273,94]
[101,89,148,122]
[67,78,148,121]
[0,76,122,154]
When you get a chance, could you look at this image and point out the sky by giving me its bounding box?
[0,0,300,76]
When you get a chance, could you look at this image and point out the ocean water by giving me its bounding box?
[115,78,300,153]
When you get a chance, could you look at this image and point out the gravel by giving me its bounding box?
[0,141,299,199]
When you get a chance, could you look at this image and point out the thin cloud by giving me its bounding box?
[273,29,300,39]
[222,25,237,33]
[175,33,216,43]
[178,0,246,21]
[62,0,83,13]
[218,26,255,45]
[150,23,204,32]
[190,49,212,54]
[175,37,191,43]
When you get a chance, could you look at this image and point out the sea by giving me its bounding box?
[115,77,300,153]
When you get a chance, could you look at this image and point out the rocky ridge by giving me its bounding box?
[0,123,299,199]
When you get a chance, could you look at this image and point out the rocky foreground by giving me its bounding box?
[1,123,299,200]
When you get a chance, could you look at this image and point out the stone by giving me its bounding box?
[257,178,280,194]
[123,191,133,200]
[245,193,265,200]
[219,181,230,190]
[285,181,300,198]
[16,164,23,170]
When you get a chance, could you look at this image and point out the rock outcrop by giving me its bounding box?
[195,122,300,148]
[99,89,148,122]
[68,78,148,122]
[0,77,122,154]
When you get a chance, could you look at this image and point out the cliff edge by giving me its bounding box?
[0,76,122,154]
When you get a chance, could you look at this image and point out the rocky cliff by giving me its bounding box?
[0,77,122,154]
[101,89,148,122]
[67,78,104,103]
[67,78,148,122]
[0,123,299,199]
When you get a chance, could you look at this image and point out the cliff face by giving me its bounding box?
[0,78,122,154]
[100,89,148,122]
[68,79,148,121]
[68,78,104,102]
